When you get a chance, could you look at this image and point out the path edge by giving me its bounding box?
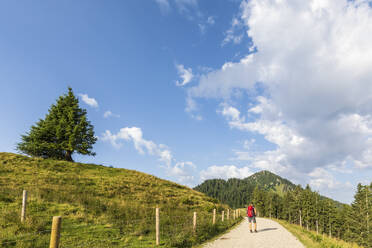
[194,217,246,248]
[269,218,306,247]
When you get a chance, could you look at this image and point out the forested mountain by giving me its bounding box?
[194,170,295,208]
[195,170,372,247]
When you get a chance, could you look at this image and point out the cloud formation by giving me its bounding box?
[200,165,253,181]
[101,127,172,165]
[309,167,341,190]
[176,64,194,86]
[101,127,196,185]
[169,161,197,184]
[79,94,98,108]
[198,16,215,34]
[103,110,120,119]
[207,16,215,25]
[188,0,372,191]
[222,17,244,46]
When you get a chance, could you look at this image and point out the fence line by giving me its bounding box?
[0,188,243,248]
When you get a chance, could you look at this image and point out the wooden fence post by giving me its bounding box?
[49,216,62,248]
[222,211,224,222]
[233,209,236,220]
[193,212,197,233]
[227,209,230,220]
[213,209,216,224]
[156,208,160,245]
[21,190,27,223]
[316,220,319,235]
[299,210,302,228]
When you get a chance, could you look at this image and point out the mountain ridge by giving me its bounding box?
[195,170,346,209]
[195,170,301,208]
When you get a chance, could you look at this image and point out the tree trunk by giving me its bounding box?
[65,150,73,162]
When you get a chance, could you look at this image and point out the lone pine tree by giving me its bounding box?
[17,87,97,161]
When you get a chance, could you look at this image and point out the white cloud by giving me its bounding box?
[184,95,203,120]
[207,16,215,25]
[79,94,98,108]
[200,165,253,181]
[101,127,172,165]
[176,64,194,86]
[243,139,255,150]
[308,166,355,203]
[308,167,348,190]
[222,17,245,46]
[198,16,216,34]
[188,55,258,98]
[185,95,197,112]
[221,103,305,150]
[220,104,241,122]
[168,161,197,185]
[103,110,120,118]
[189,0,372,176]
[101,126,196,185]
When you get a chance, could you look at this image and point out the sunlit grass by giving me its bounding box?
[0,152,241,247]
[275,219,363,248]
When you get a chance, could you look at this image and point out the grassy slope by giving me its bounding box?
[275,219,363,248]
[244,170,296,193]
[0,153,241,248]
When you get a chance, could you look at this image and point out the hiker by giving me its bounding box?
[247,202,257,233]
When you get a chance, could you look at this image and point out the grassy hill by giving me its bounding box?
[0,152,241,248]
[194,170,296,208]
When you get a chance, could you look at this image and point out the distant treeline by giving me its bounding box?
[196,177,371,247]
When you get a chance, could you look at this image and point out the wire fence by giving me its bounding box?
[0,184,243,248]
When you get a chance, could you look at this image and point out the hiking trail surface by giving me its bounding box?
[203,217,304,248]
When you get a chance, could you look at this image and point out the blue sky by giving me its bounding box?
[1,0,372,204]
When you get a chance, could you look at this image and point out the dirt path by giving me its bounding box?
[203,217,304,248]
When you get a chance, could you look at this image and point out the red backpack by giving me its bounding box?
[247,205,255,217]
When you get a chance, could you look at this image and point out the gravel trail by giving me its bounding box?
[203,217,304,248]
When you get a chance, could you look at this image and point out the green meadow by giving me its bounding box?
[0,152,241,247]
